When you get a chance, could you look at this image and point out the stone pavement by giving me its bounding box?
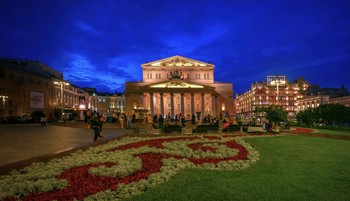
[0,121,143,175]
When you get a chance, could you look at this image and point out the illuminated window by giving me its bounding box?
[221,103,225,111]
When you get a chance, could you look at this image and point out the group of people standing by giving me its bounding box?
[85,109,138,141]
[115,112,134,129]
[85,108,233,140]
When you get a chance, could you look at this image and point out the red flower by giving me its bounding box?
[295,128,313,133]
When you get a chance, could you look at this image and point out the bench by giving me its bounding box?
[192,124,219,133]
[247,125,266,133]
[224,124,240,132]
[162,125,182,134]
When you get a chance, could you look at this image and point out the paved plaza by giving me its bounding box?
[0,122,136,174]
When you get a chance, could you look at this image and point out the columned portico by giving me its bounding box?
[142,91,216,118]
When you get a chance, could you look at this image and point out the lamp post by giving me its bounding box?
[271,76,285,105]
[0,95,9,117]
[54,81,69,120]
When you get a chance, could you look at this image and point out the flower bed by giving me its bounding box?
[294,127,314,133]
[1,134,259,200]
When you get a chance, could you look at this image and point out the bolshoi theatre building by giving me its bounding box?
[124,55,234,120]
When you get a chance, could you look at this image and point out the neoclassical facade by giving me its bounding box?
[124,55,234,120]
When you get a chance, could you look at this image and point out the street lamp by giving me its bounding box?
[54,81,69,120]
[270,76,285,105]
[0,95,9,117]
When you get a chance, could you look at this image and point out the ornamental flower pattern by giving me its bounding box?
[1,134,260,200]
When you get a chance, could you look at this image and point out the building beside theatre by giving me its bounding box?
[96,92,125,114]
[296,95,350,112]
[0,58,97,120]
[124,55,234,120]
[235,76,309,122]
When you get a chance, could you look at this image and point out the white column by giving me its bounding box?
[211,94,216,117]
[140,94,144,108]
[150,93,154,115]
[191,93,194,115]
[160,93,164,115]
[170,93,175,118]
[201,93,205,119]
[181,93,185,116]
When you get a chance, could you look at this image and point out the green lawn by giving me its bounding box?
[314,128,350,136]
[127,136,350,201]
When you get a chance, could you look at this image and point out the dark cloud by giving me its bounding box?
[0,0,349,94]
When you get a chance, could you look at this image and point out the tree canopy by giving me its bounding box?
[255,105,288,123]
[296,104,350,126]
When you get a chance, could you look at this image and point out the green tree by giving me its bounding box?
[315,104,350,125]
[296,108,315,127]
[255,105,287,124]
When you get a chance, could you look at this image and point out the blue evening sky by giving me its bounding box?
[1,0,349,94]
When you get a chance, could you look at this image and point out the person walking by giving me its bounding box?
[86,109,92,123]
[146,114,153,133]
[126,112,132,129]
[132,113,136,123]
[98,115,105,138]
[119,113,125,128]
[158,114,164,129]
[40,114,47,127]
[88,116,103,141]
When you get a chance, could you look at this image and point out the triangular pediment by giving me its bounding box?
[140,79,215,91]
[142,55,214,68]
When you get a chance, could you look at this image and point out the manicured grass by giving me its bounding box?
[127,136,350,201]
[314,128,350,136]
